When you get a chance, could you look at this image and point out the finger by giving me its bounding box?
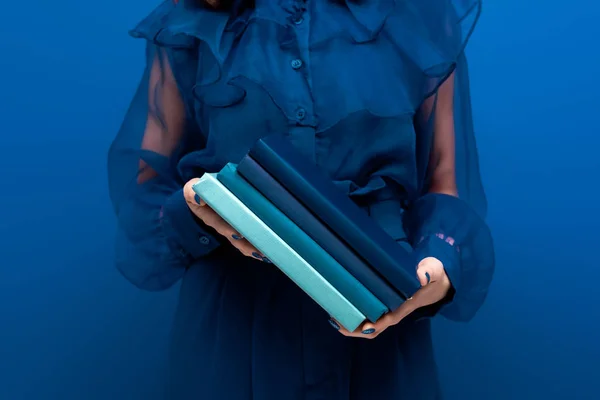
[192,205,267,262]
[228,232,267,262]
[356,313,396,338]
[194,206,228,232]
[329,318,352,337]
[230,237,268,262]
[220,228,268,262]
[183,181,270,263]
[218,224,247,245]
[417,258,445,285]
[333,312,397,339]
[183,178,206,206]
[417,267,431,286]
[197,208,239,240]
[193,194,207,207]
[227,235,252,254]
[230,232,244,241]
[328,318,341,331]
[329,318,373,338]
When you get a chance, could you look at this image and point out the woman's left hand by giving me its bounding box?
[333,257,452,339]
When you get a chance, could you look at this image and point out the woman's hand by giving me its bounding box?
[331,257,451,338]
[183,178,270,263]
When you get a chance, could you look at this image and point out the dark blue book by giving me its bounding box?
[244,135,421,299]
[217,163,388,322]
[237,157,405,311]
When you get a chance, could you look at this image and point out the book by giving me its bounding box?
[236,157,405,311]
[217,163,388,322]
[245,135,421,299]
[192,173,366,331]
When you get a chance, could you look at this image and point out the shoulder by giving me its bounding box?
[379,0,481,81]
[128,0,232,52]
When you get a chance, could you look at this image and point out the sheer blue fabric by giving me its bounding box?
[107,0,494,398]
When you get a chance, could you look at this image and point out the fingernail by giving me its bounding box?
[194,194,202,205]
[328,319,340,330]
[425,272,431,284]
[232,234,243,240]
[252,252,262,260]
[262,257,272,264]
[361,328,376,335]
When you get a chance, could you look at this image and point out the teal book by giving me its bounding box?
[192,173,366,332]
[247,135,421,298]
[218,163,388,322]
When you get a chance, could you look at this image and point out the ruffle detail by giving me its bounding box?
[338,0,482,101]
[126,0,485,215]
[310,0,482,130]
[381,0,482,95]
[343,0,397,42]
[344,0,481,72]
[129,1,236,84]
[129,0,481,128]
[129,0,252,57]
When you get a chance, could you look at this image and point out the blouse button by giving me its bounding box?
[292,16,304,25]
[199,236,211,245]
[295,108,307,120]
[290,59,303,69]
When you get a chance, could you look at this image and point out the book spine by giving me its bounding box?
[237,157,405,311]
[192,173,366,332]
[251,140,419,298]
[218,164,388,322]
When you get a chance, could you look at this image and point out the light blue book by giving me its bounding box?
[192,173,366,332]
[217,163,388,322]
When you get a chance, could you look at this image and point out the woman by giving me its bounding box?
[107,0,495,398]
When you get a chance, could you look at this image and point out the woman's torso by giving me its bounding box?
[153,0,438,225]
[135,1,458,398]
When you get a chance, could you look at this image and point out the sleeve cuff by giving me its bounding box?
[404,193,495,322]
[161,189,221,260]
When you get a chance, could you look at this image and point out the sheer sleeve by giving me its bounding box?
[107,43,221,291]
[404,53,495,322]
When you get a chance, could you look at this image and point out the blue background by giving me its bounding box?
[1,1,598,399]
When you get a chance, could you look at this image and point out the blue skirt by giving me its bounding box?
[165,246,442,400]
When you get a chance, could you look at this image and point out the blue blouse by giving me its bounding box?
[108,0,495,398]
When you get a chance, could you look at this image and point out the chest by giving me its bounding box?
[172,8,427,172]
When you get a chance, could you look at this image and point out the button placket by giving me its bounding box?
[284,0,317,159]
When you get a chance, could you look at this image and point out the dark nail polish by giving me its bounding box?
[232,234,243,240]
[252,252,262,260]
[425,272,431,284]
[328,319,340,330]
[262,257,272,264]
[194,194,202,205]
[361,328,376,335]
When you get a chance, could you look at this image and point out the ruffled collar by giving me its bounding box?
[170,0,398,45]
[342,0,396,42]
[129,0,401,87]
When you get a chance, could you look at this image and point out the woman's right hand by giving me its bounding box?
[183,178,270,263]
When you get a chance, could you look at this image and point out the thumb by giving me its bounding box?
[183,178,205,206]
[416,262,432,287]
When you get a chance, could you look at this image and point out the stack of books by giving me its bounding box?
[192,135,420,331]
